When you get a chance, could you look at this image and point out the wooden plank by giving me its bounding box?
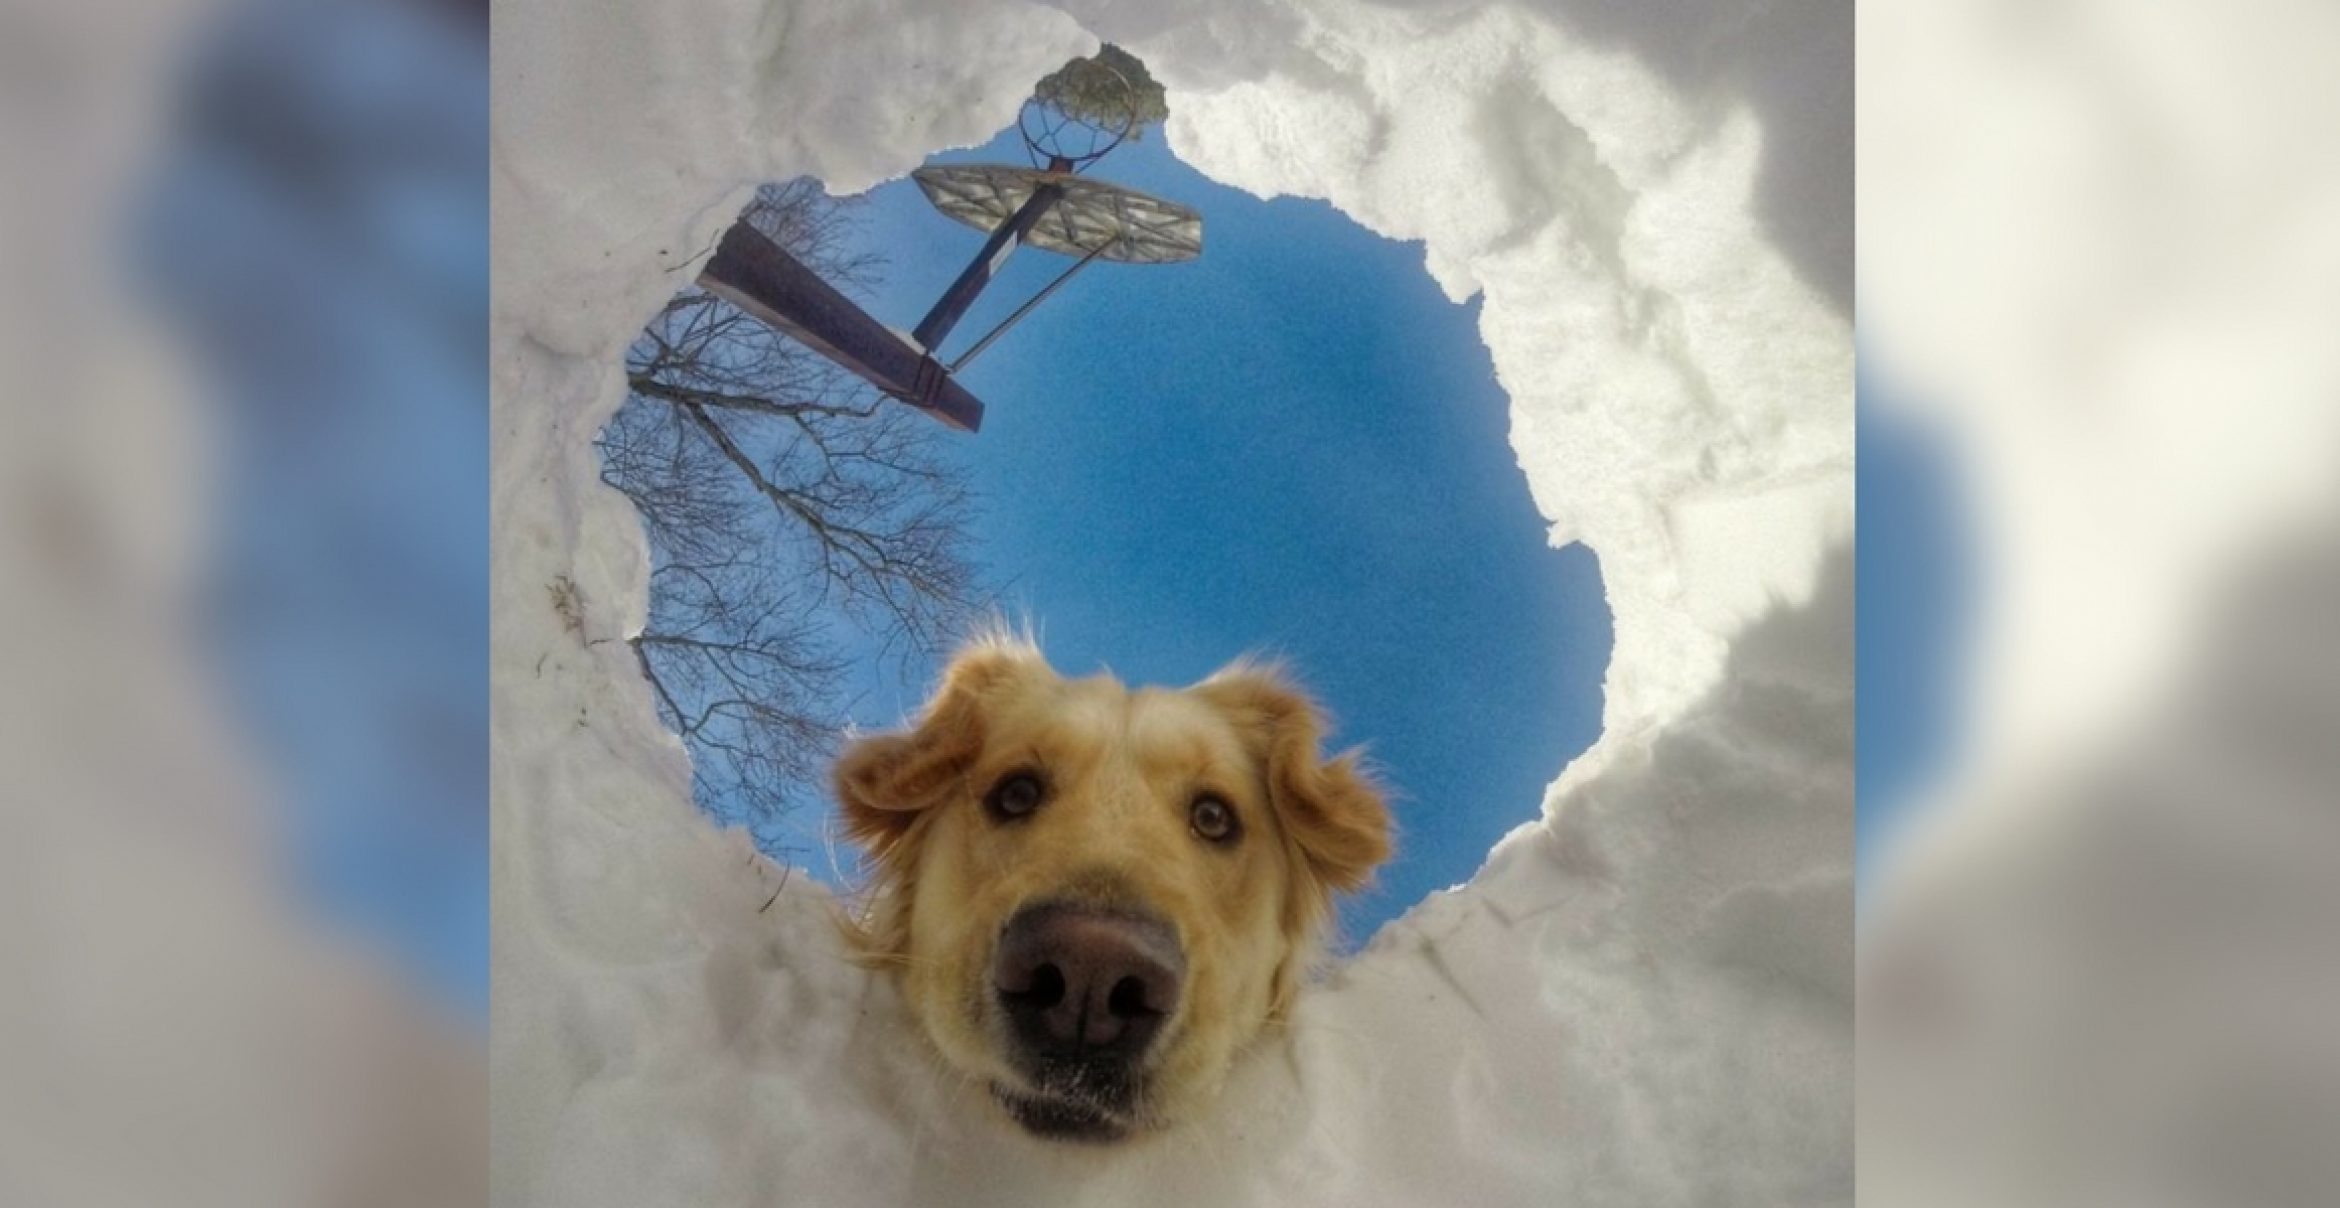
[698,221,984,432]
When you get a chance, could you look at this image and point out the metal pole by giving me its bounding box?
[948,239,1114,373]
[911,156,1073,353]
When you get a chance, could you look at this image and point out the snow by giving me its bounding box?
[1859,5,2340,1205]
[1861,0,2340,777]
[492,0,1850,1203]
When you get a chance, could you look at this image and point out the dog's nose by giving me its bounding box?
[993,903,1184,1058]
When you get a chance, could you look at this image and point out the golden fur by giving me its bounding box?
[833,636,1392,1137]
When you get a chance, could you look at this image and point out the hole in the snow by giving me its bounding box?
[597,53,1611,943]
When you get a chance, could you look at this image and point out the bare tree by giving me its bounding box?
[598,180,980,846]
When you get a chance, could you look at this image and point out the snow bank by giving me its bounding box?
[1861,0,2340,778]
[492,0,1850,1203]
[1860,6,2340,1205]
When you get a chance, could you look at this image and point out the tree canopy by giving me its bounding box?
[1032,44,1168,139]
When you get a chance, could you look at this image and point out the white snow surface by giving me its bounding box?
[492,1,1851,1204]
[1861,0,2340,780]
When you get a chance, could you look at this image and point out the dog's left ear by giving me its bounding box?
[1195,665,1393,896]
[834,641,1036,854]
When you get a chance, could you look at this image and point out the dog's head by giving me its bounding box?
[835,638,1391,1143]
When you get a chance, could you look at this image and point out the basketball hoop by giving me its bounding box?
[696,55,1200,433]
[913,165,1203,265]
[1020,58,1139,171]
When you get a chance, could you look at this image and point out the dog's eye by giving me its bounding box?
[1190,794,1239,844]
[985,771,1048,820]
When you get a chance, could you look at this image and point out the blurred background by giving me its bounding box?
[1859,3,2340,1206]
[0,0,485,1201]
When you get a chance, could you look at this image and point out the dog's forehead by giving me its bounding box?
[1127,686,1253,776]
[1010,672,1122,736]
[1002,674,1251,773]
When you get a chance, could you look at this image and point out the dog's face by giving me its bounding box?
[835,640,1391,1143]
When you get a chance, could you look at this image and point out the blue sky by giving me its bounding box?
[655,118,1952,936]
[793,123,1614,940]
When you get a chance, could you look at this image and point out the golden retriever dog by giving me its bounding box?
[833,636,1391,1143]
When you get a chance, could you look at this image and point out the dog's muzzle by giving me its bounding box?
[989,900,1184,1140]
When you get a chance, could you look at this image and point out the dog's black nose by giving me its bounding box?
[993,903,1184,1059]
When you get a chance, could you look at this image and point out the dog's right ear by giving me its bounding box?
[833,641,1035,854]
[1192,663,1394,896]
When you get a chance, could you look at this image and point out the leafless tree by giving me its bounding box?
[597,180,980,845]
